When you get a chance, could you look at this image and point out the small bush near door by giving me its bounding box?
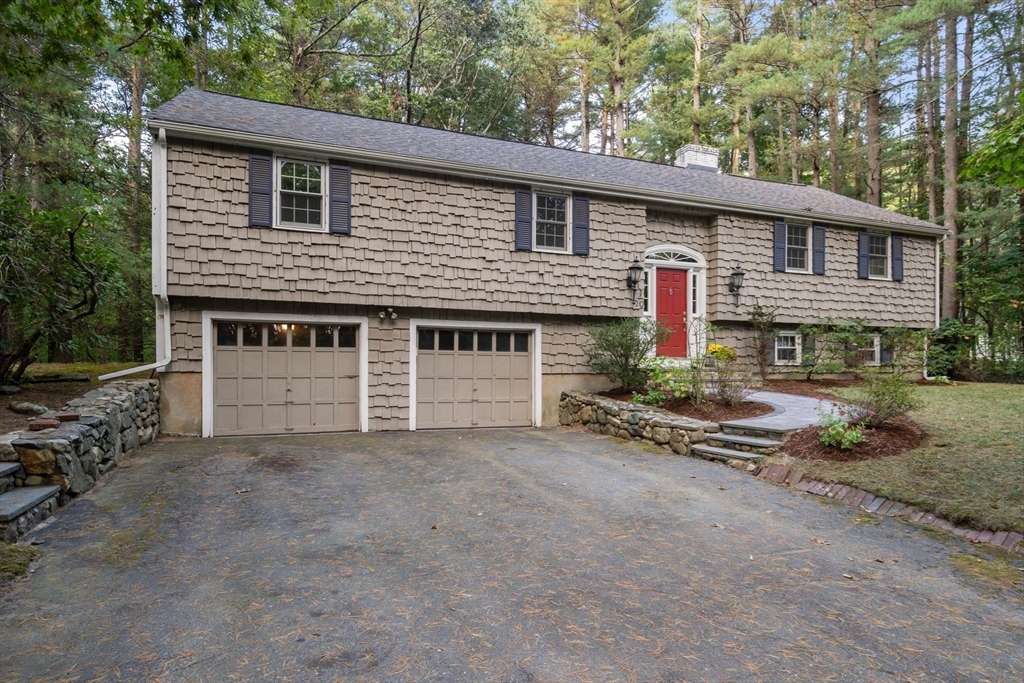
[583,318,671,393]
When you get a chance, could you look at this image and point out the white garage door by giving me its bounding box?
[416,328,533,429]
[213,322,359,436]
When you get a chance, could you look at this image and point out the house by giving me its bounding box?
[103,89,944,436]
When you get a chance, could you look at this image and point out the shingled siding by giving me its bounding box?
[645,210,713,253]
[707,213,937,327]
[164,298,607,431]
[165,139,646,317]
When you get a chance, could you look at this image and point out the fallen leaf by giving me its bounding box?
[430,524,438,530]
[235,488,251,494]
[711,523,725,528]
[812,537,831,545]
[718,486,727,490]
[843,574,855,580]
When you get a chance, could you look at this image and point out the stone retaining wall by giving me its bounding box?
[559,390,720,458]
[0,380,160,540]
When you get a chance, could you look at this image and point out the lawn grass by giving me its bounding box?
[21,362,150,381]
[780,382,1024,534]
[0,542,43,592]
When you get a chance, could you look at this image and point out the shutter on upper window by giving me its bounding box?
[329,162,352,235]
[857,231,871,279]
[891,235,904,281]
[773,221,787,272]
[515,188,533,251]
[812,225,826,275]
[248,153,273,227]
[572,195,590,256]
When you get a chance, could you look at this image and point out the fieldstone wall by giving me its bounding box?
[559,391,719,457]
[0,380,160,539]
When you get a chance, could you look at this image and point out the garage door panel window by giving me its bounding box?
[418,329,435,350]
[458,331,474,351]
[292,325,311,347]
[243,324,262,346]
[268,325,287,346]
[514,333,529,353]
[496,332,511,352]
[338,327,357,348]
[217,323,238,346]
[315,325,334,347]
[477,332,492,351]
[438,330,455,351]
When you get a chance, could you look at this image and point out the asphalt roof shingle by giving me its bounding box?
[150,89,943,234]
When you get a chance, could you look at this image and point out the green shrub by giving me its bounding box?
[857,372,923,428]
[818,412,866,450]
[583,318,671,393]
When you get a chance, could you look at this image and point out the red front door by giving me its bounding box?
[656,269,688,357]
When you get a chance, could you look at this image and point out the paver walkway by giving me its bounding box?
[723,390,840,433]
[2,429,1021,682]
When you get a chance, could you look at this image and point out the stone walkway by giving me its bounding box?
[723,390,840,433]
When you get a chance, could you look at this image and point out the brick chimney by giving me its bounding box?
[674,144,720,173]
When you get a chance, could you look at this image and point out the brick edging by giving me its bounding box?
[754,464,1024,555]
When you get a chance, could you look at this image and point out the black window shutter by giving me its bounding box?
[515,188,533,251]
[857,231,871,279]
[812,225,826,275]
[248,153,273,227]
[572,195,590,256]
[880,339,893,364]
[891,235,904,281]
[773,221,787,272]
[329,162,352,235]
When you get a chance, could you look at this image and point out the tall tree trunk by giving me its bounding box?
[915,46,926,212]
[579,67,589,153]
[828,88,840,193]
[811,108,821,188]
[745,104,757,177]
[612,76,624,156]
[776,101,786,179]
[959,13,974,158]
[127,57,143,198]
[864,13,883,206]
[731,107,741,173]
[789,104,799,183]
[692,0,702,144]
[404,1,426,125]
[926,26,939,223]
[600,105,609,154]
[941,14,960,320]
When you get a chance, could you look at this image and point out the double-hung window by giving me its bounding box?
[278,159,325,231]
[775,334,800,365]
[534,193,569,251]
[868,234,889,278]
[786,224,810,272]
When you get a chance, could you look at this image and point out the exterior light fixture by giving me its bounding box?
[626,258,645,307]
[378,307,399,320]
[728,267,746,302]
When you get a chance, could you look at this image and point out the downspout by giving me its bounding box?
[100,128,171,381]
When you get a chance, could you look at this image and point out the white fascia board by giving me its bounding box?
[148,119,948,238]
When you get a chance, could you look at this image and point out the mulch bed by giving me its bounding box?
[782,417,925,462]
[597,391,775,422]
[766,379,863,399]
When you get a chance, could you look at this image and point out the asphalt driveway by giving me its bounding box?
[1,428,1021,682]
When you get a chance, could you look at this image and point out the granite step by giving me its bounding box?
[0,485,60,522]
[692,444,764,463]
[0,462,21,478]
[705,433,784,450]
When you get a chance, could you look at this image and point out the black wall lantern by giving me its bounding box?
[728,266,746,302]
[627,258,645,307]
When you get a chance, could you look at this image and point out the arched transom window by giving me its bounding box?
[644,244,707,268]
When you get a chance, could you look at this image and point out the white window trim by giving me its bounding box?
[784,223,812,274]
[774,333,802,366]
[639,244,708,361]
[532,189,572,254]
[408,319,543,431]
[868,232,892,281]
[857,334,882,366]
[201,311,369,437]
[274,154,329,233]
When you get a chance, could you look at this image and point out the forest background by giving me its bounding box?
[1,0,1021,383]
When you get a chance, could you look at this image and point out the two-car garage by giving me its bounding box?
[205,315,539,436]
